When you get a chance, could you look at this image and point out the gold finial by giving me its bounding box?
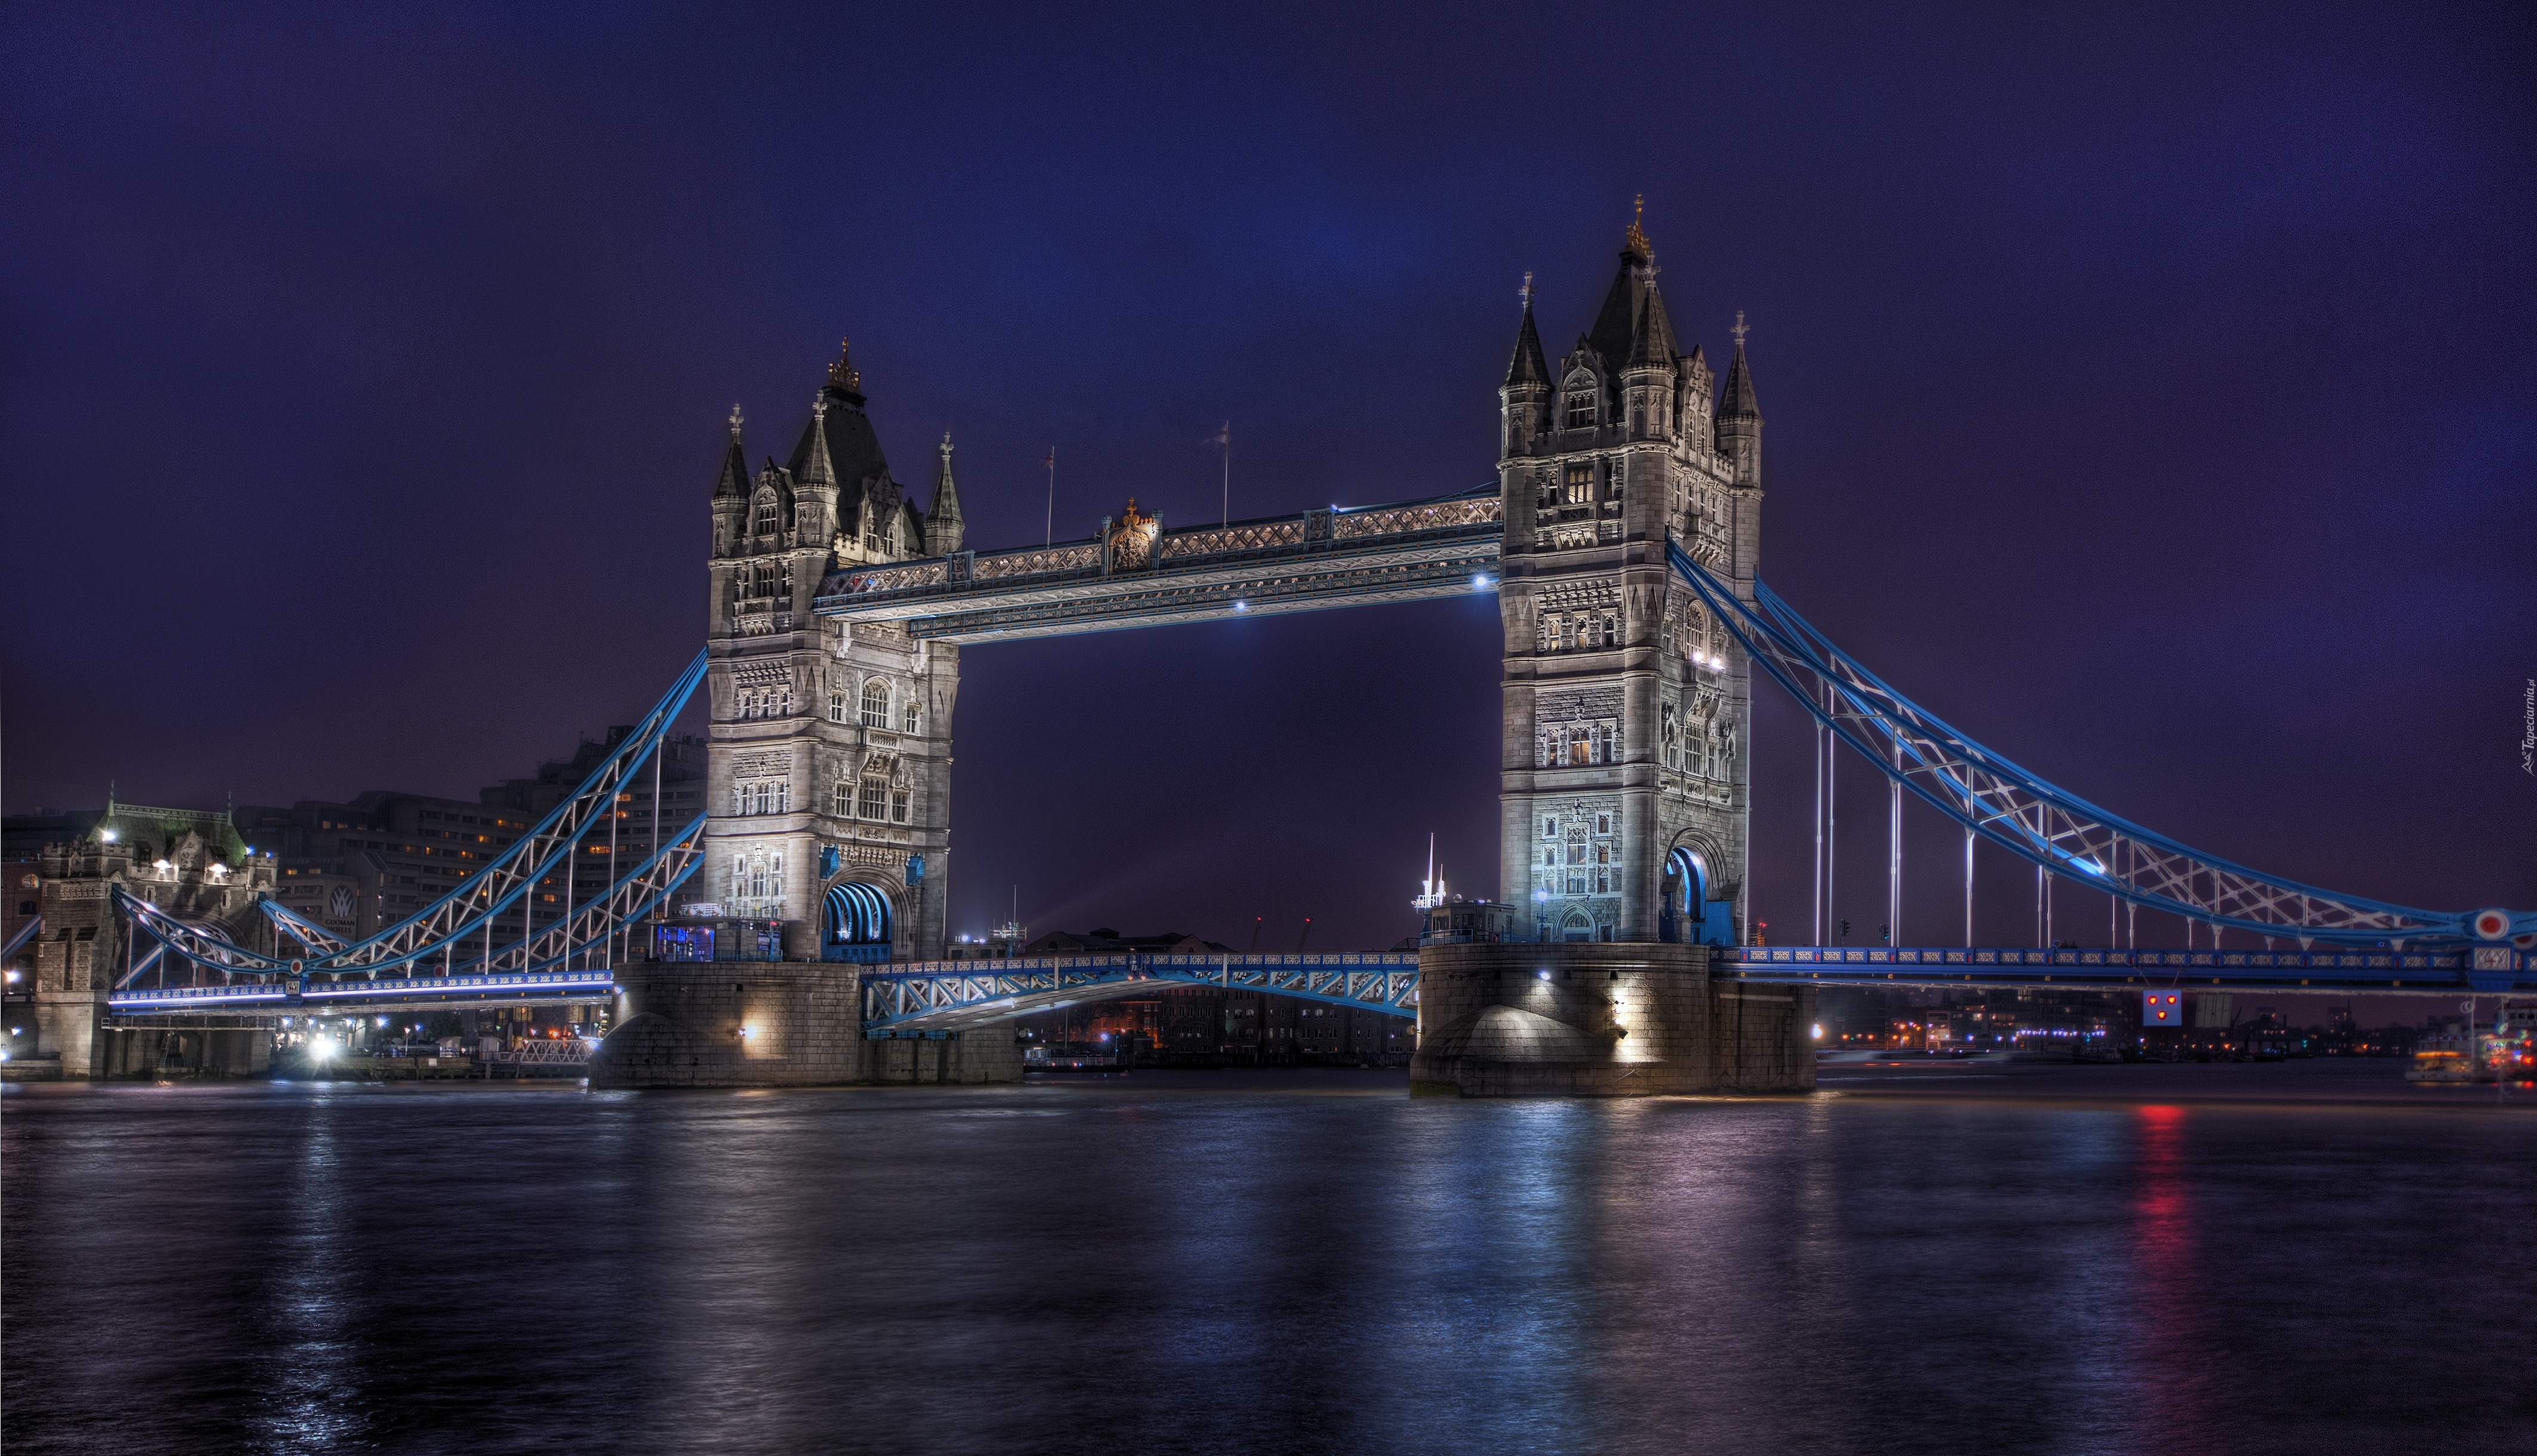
[1624,195,1653,260]
[827,336,861,393]
[1120,496,1152,529]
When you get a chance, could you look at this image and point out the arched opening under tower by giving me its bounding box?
[824,880,895,964]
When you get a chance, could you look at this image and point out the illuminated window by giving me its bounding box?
[1563,462,1593,504]
[861,680,890,729]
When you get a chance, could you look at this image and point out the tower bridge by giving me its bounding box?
[72,207,2532,1091]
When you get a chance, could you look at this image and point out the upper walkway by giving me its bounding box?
[815,487,1503,641]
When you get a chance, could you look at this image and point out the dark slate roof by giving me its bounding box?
[789,383,893,500]
[711,435,750,500]
[1719,342,1761,420]
[1504,303,1549,388]
[1586,253,1678,377]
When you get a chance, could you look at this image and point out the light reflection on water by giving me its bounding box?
[4,1070,2532,1455]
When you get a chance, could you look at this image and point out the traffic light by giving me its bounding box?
[2142,991,2183,1026]
[1838,919,1850,942]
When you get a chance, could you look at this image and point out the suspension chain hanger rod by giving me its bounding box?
[1668,541,2529,950]
[114,651,710,985]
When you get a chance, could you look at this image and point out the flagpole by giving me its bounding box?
[1221,420,1230,527]
[1043,447,1055,548]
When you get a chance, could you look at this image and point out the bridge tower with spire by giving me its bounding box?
[700,341,964,967]
[1495,201,1763,946]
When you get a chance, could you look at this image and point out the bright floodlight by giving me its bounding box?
[101,830,116,842]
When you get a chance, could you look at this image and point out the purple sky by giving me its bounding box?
[5,2,2530,960]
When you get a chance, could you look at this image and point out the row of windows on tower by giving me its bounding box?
[1539,612,1622,653]
[1659,705,1731,779]
[1538,814,1617,897]
[1540,723,1617,767]
[830,679,920,733]
[738,687,794,719]
[730,853,782,907]
[730,767,912,824]
[735,561,794,600]
[1539,461,1612,508]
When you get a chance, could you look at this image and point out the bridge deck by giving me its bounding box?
[1721,944,2530,995]
[109,969,619,1017]
[861,953,1422,1036]
[814,489,1502,642]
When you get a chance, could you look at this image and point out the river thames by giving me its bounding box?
[5,1061,2532,1454]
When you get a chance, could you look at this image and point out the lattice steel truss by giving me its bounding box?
[259,899,345,954]
[1670,542,2530,950]
[115,652,710,982]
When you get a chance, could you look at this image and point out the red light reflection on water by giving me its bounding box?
[2131,1104,2216,1439]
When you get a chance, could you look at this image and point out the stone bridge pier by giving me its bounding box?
[1411,942,1813,1096]
[592,961,1019,1088]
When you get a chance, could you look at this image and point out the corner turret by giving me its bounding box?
[711,405,750,559]
[925,432,966,556]
[1501,272,1551,457]
[1715,313,1761,489]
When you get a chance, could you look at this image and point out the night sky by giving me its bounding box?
[5,2,2530,964]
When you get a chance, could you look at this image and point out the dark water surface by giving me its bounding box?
[5,1062,2533,1455]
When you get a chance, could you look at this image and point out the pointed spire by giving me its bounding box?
[1626,282,1673,370]
[1504,271,1549,388]
[796,392,836,487]
[712,404,750,499]
[1719,311,1761,420]
[924,431,966,555]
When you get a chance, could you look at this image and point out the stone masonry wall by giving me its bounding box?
[1414,941,1813,1096]
[594,961,1019,1088]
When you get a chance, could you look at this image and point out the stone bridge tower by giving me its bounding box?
[702,342,961,964]
[1495,207,1762,946]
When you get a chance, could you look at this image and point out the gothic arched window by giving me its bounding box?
[861,679,891,729]
[899,696,919,735]
[752,491,779,537]
[858,761,891,820]
[1563,375,1596,430]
